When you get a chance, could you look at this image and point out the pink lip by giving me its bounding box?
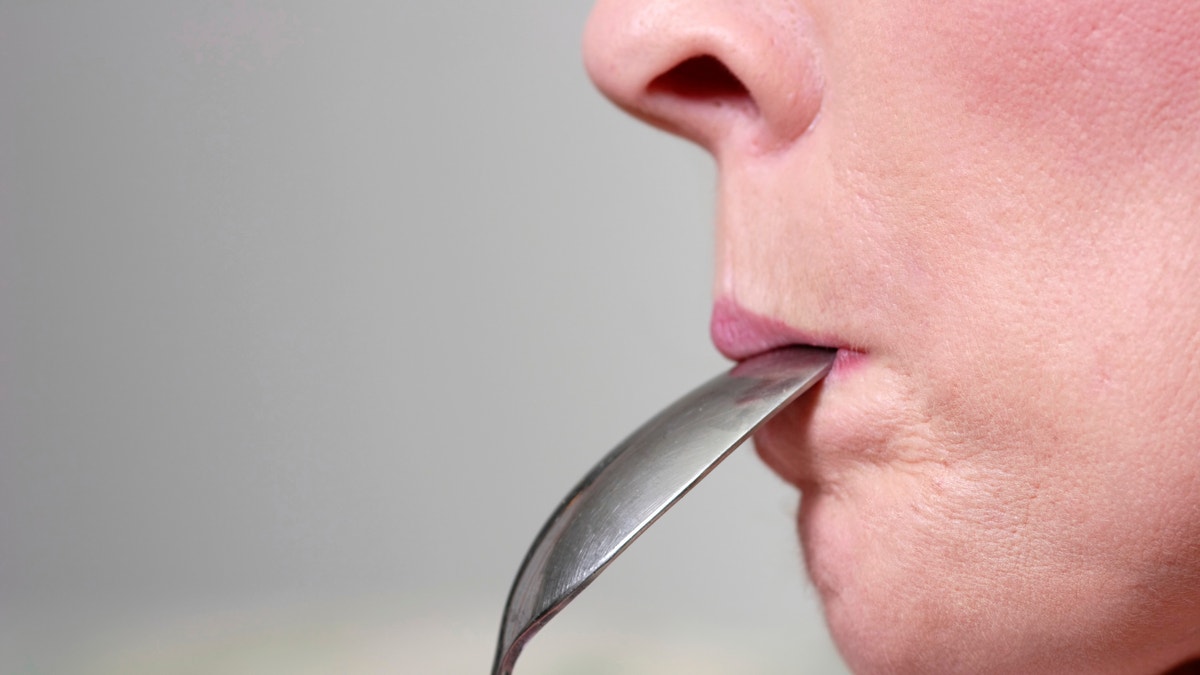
[711,297,832,359]
[710,297,865,377]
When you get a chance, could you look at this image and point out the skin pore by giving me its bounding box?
[584,1,1200,673]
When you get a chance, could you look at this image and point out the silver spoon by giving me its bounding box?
[492,345,836,675]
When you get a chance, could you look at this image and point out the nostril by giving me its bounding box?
[648,55,752,105]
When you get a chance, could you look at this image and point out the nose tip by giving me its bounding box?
[583,0,823,153]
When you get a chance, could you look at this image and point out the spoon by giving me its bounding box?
[492,345,835,675]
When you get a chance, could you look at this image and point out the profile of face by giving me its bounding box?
[583,1,1200,673]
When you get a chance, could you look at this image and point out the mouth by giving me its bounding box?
[710,297,865,379]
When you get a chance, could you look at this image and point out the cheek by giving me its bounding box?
[917,1,1200,174]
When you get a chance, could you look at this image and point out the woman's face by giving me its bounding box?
[584,1,1200,673]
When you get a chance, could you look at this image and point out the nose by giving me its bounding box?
[583,0,824,154]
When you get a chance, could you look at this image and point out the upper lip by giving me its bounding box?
[710,297,838,360]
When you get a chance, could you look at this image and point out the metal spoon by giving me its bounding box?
[492,345,835,675]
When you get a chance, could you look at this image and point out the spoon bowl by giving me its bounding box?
[492,346,835,675]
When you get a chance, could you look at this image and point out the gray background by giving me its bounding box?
[0,2,846,673]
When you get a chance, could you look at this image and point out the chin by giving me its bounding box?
[801,496,1195,675]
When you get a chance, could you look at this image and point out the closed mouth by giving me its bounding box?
[710,297,864,381]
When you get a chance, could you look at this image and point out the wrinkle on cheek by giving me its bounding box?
[818,375,966,492]
[823,462,1045,631]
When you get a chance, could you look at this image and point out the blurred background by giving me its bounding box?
[0,2,846,673]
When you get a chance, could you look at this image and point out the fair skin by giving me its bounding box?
[583,1,1200,673]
